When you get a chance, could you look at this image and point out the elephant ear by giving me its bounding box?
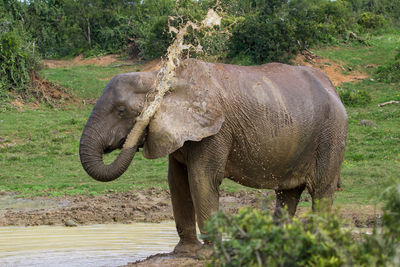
[142,60,225,159]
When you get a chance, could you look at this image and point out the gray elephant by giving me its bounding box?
[79,59,347,254]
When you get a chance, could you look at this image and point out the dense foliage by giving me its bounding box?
[1,0,400,100]
[0,1,40,100]
[1,0,399,61]
[205,184,400,266]
[228,0,357,63]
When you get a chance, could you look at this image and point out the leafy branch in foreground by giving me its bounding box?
[205,184,400,267]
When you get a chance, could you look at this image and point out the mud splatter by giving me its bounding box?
[123,9,222,149]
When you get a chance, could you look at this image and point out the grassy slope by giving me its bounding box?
[0,33,399,205]
[314,33,400,204]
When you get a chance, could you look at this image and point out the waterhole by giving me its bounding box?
[0,222,178,267]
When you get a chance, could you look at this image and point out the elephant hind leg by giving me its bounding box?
[307,128,345,212]
[274,184,306,218]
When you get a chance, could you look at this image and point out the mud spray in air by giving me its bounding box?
[123,8,222,148]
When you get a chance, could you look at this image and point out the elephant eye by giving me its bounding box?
[117,106,126,117]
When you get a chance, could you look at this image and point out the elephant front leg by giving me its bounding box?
[189,174,220,240]
[186,148,226,239]
[184,135,231,257]
[168,155,201,255]
[187,166,222,259]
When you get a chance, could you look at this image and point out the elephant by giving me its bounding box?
[79,58,347,254]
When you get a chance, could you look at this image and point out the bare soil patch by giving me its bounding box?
[0,188,380,228]
[43,54,127,69]
[9,75,76,110]
[140,58,163,72]
[293,50,368,86]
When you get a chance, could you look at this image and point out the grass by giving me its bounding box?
[0,105,168,197]
[41,64,142,99]
[334,79,400,204]
[315,33,400,75]
[0,31,399,205]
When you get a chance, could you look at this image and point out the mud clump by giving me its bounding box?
[124,253,205,267]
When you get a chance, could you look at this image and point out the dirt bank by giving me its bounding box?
[42,54,135,69]
[0,188,380,228]
[0,188,264,226]
[292,50,368,86]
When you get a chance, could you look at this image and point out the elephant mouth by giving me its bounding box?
[104,129,147,154]
[103,138,126,154]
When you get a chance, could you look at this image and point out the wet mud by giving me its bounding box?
[0,188,380,227]
[0,188,269,227]
[124,253,205,267]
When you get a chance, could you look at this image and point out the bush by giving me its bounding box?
[228,12,297,64]
[356,184,400,265]
[137,15,172,60]
[338,87,372,107]
[375,49,400,83]
[0,18,40,100]
[205,184,400,266]
[228,0,356,65]
[358,12,386,29]
[205,203,356,266]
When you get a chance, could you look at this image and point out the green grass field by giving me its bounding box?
[0,33,399,205]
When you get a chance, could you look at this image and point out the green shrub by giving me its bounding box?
[0,30,28,98]
[375,49,400,83]
[0,18,40,100]
[205,203,356,267]
[358,12,386,29]
[228,0,356,64]
[206,184,400,267]
[356,184,400,265]
[338,87,372,107]
[228,12,297,64]
[375,61,400,83]
[137,15,172,60]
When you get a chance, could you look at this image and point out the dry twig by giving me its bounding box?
[378,100,400,107]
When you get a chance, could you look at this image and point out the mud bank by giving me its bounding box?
[0,188,267,226]
[0,188,380,228]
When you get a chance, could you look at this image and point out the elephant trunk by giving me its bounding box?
[79,122,137,182]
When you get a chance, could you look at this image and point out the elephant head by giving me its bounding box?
[79,60,225,182]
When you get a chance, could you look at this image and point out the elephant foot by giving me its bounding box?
[173,239,202,256]
[195,244,214,260]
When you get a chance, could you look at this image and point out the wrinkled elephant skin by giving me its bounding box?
[79,59,347,255]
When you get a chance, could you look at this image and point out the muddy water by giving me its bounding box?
[0,222,178,267]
